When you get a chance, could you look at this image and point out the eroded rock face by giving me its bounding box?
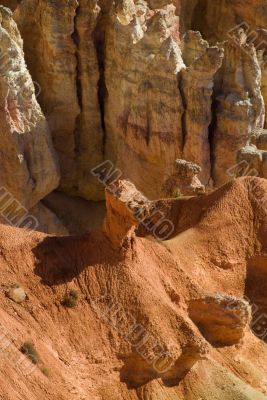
[6,0,267,207]
[191,0,267,44]
[213,35,265,186]
[0,6,59,209]
[192,0,267,131]
[163,159,205,197]
[0,178,266,399]
[14,0,104,201]
[189,294,251,346]
[235,128,267,180]
[68,0,104,200]
[103,179,152,248]
[181,31,224,185]
[104,2,185,200]
[14,0,79,194]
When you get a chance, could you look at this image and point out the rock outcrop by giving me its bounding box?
[213,35,265,186]
[104,2,185,200]
[0,6,59,209]
[72,0,104,200]
[189,294,251,346]
[234,128,267,180]
[10,0,267,201]
[103,179,152,248]
[192,0,267,131]
[162,159,205,197]
[180,31,224,185]
[14,0,79,194]
[14,0,104,201]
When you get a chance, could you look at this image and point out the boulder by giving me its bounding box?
[189,294,251,346]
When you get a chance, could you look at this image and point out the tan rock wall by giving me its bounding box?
[213,39,265,186]
[14,0,104,200]
[181,31,224,185]
[105,2,185,199]
[0,6,59,208]
[10,0,267,200]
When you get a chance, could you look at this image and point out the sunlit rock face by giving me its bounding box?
[0,6,59,209]
[104,2,186,200]
[9,0,267,200]
[0,2,266,400]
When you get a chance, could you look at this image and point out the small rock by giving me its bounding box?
[7,286,26,304]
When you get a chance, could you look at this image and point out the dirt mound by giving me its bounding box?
[0,177,266,399]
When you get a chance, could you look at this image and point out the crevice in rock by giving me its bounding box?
[71,5,82,111]
[178,73,187,151]
[71,3,82,156]
[145,101,151,146]
[190,0,208,39]
[93,11,108,157]
[208,97,219,184]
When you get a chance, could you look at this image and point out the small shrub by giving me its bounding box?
[173,188,183,198]
[40,365,50,377]
[62,289,79,308]
[20,342,39,364]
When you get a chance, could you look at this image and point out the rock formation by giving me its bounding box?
[233,128,267,180]
[213,34,265,186]
[73,0,104,200]
[180,31,224,185]
[189,294,251,346]
[103,179,152,248]
[0,2,266,398]
[7,0,267,202]
[162,159,205,197]
[14,0,104,201]
[0,6,59,209]
[104,2,185,199]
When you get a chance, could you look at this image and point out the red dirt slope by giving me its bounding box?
[0,177,266,399]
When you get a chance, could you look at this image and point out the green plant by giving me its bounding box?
[40,365,50,377]
[62,289,79,308]
[173,188,183,198]
[20,342,39,364]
